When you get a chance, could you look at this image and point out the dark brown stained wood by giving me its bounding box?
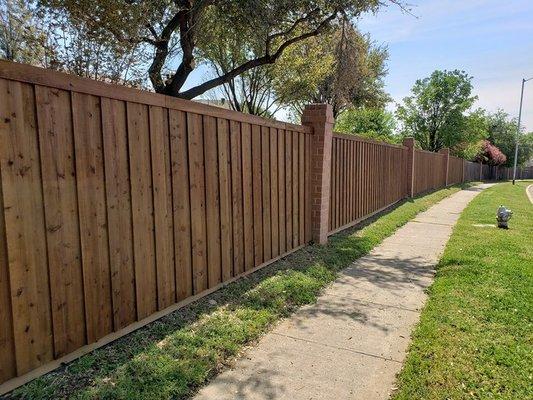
[252,125,263,266]
[285,131,293,250]
[298,133,305,245]
[0,143,16,382]
[218,118,233,281]
[261,126,271,261]
[329,139,335,231]
[304,133,311,242]
[169,110,193,300]
[187,113,208,294]
[126,101,157,319]
[277,130,286,254]
[241,123,254,271]
[35,86,85,357]
[101,98,136,330]
[72,92,113,343]
[291,131,299,247]
[149,106,176,309]
[230,121,244,275]
[0,80,53,375]
[203,116,221,288]
[269,128,279,258]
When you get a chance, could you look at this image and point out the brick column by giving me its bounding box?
[403,138,415,197]
[302,104,333,245]
[439,148,450,186]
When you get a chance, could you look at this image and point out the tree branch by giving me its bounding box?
[178,11,338,99]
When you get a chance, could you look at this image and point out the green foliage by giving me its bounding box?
[335,107,399,143]
[274,22,390,118]
[0,0,47,63]
[484,110,532,167]
[12,184,470,400]
[396,70,478,152]
[392,181,533,400]
[39,0,388,98]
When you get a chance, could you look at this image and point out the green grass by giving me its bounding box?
[10,184,474,400]
[392,181,533,400]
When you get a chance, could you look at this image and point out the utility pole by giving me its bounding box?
[513,77,533,184]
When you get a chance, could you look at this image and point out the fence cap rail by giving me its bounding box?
[333,132,407,149]
[0,60,312,134]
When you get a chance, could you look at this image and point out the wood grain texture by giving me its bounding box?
[187,113,208,294]
[218,118,233,281]
[72,92,113,342]
[149,106,176,309]
[101,98,136,330]
[169,110,193,300]
[0,80,53,374]
[127,102,157,319]
[35,86,85,357]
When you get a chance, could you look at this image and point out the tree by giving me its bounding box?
[485,110,533,167]
[396,70,477,152]
[0,0,47,63]
[273,21,389,118]
[475,140,506,166]
[39,0,397,99]
[335,107,398,143]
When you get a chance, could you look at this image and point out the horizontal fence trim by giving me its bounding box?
[0,60,312,134]
[0,243,305,396]
[333,132,407,149]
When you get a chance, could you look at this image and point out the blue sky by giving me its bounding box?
[189,0,533,131]
[357,0,533,131]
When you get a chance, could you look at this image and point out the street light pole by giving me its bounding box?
[513,77,533,184]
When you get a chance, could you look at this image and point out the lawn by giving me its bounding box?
[11,184,474,400]
[392,181,533,400]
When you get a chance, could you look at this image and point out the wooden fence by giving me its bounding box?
[329,134,406,232]
[413,149,447,195]
[0,61,527,390]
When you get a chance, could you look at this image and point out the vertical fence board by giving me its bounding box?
[0,80,53,375]
[127,102,157,318]
[252,125,263,266]
[218,118,233,282]
[187,113,208,294]
[304,133,312,243]
[278,130,286,253]
[35,86,85,357]
[285,131,292,250]
[241,123,254,271]
[270,128,279,257]
[230,121,244,276]
[203,116,221,288]
[261,126,272,261]
[292,131,299,247]
[169,110,193,301]
[72,93,113,342]
[101,98,136,329]
[149,106,176,309]
[0,125,16,382]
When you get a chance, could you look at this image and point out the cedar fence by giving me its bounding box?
[0,61,532,392]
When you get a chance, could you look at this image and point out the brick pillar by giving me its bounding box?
[479,161,483,181]
[439,148,450,186]
[403,138,415,197]
[302,104,333,245]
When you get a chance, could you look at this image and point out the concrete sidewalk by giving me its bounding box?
[194,184,492,400]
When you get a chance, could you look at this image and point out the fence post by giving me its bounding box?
[403,138,415,197]
[438,148,450,186]
[462,159,466,183]
[479,161,483,181]
[302,104,333,245]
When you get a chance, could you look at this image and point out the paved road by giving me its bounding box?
[194,184,493,400]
